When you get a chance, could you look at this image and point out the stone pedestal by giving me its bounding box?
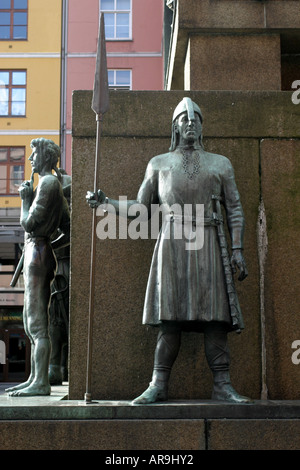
[0,386,299,450]
[69,90,300,404]
[166,0,300,90]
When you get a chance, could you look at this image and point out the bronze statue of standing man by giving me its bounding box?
[7,138,70,396]
[87,97,252,404]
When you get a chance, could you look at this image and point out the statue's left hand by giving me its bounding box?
[231,249,248,281]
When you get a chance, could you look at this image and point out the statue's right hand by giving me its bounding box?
[18,180,33,200]
[86,189,106,209]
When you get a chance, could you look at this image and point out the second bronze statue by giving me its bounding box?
[7,138,70,397]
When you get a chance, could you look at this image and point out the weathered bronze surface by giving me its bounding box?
[6,138,70,397]
[87,98,252,404]
[49,170,71,385]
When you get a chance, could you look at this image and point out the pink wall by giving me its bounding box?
[66,58,96,128]
[64,0,164,174]
[108,56,163,89]
[68,0,99,53]
[68,0,164,54]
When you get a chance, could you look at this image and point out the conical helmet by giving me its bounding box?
[172,97,203,123]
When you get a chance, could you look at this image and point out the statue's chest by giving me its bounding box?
[157,155,222,204]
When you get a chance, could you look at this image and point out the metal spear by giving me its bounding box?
[85,13,109,403]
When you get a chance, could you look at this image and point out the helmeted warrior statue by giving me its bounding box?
[87,97,251,404]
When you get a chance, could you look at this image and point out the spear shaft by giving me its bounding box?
[85,13,109,403]
[85,115,103,403]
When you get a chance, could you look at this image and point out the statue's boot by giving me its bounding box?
[132,382,168,404]
[132,323,181,405]
[204,322,253,404]
[212,370,253,403]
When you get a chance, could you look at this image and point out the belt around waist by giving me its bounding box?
[166,213,223,226]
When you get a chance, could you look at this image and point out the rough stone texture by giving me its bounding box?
[0,419,205,450]
[261,139,300,400]
[1,392,300,450]
[204,138,261,397]
[167,0,300,90]
[178,0,300,31]
[208,419,300,450]
[178,0,265,30]
[185,35,281,91]
[72,90,299,139]
[70,90,300,402]
[266,1,300,29]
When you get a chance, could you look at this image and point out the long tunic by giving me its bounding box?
[136,148,245,331]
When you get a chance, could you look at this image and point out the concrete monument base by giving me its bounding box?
[0,384,299,450]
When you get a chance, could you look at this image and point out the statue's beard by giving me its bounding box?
[182,133,199,147]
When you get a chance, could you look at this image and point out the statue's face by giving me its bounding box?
[176,112,202,145]
[29,146,46,174]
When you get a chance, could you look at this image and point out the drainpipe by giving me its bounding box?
[60,0,68,170]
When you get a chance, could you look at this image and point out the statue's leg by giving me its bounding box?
[9,334,51,397]
[49,323,64,385]
[9,243,54,397]
[5,286,35,392]
[9,306,52,396]
[5,342,35,392]
[204,322,253,403]
[132,323,181,404]
[61,342,68,382]
[49,273,69,384]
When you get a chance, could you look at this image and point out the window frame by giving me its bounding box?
[0,0,28,41]
[100,0,132,41]
[0,146,25,196]
[108,69,132,90]
[0,69,27,118]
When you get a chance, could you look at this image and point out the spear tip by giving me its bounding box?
[92,13,109,116]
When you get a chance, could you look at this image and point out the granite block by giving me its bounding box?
[186,34,281,91]
[0,419,205,450]
[72,91,300,139]
[178,0,265,30]
[261,139,300,400]
[208,418,300,450]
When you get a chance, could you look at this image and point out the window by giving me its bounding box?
[108,70,131,90]
[100,0,131,40]
[0,70,26,117]
[0,147,25,195]
[0,0,28,41]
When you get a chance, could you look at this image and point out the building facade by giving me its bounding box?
[0,0,62,381]
[0,0,62,255]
